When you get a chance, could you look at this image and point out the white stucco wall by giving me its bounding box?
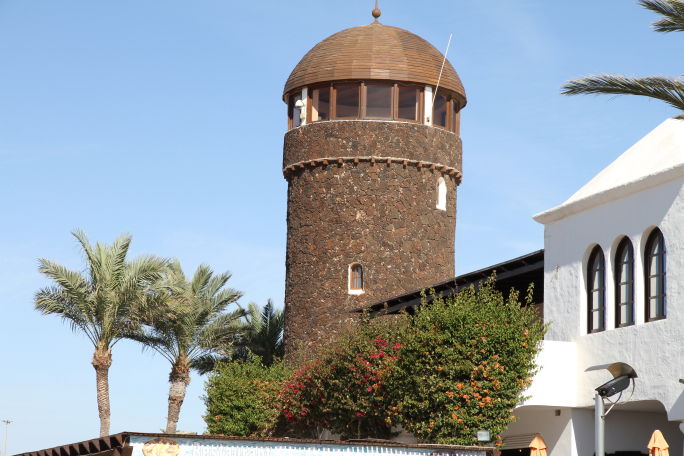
[503,406,574,455]
[571,408,683,456]
[524,341,577,407]
[539,177,684,419]
[507,406,682,456]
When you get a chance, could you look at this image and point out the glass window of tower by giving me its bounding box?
[365,84,393,118]
[288,93,302,128]
[311,86,330,122]
[335,84,360,118]
[397,85,420,121]
[433,92,448,128]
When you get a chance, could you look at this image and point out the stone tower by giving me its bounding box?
[282,8,466,357]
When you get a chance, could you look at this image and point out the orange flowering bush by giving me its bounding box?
[389,278,545,444]
[205,279,543,443]
[279,319,402,439]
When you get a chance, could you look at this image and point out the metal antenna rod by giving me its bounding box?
[433,33,453,104]
[1,420,12,456]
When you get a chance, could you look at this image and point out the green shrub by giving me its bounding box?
[390,280,546,444]
[204,357,290,436]
[279,319,402,439]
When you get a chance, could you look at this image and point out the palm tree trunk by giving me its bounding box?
[91,344,112,437]
[165,358,191,434]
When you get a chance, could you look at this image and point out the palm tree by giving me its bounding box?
[35,230,168,436]
[129,260,244,434]
[561,0,684,113]
[233,300,284,367]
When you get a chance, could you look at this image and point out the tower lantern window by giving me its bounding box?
[311,86,330,122]
[335,84,360,118]
[365,83,393,118]
[397,85,420,121]
[433,92,448,128]
[288,93,303,129]
[451,101,461,134]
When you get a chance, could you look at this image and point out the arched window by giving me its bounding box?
[614,237,634,327]
[587,246,606,333]
[349,264,364,294]
[645,228,666,321]
[436,177,447,211]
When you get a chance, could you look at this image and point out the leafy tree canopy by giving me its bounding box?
[204,357,291,437]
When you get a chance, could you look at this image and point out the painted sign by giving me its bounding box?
[129,436,487,456]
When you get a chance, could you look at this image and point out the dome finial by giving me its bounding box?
[372,0,381,22]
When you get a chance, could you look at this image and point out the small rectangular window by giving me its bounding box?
[433,92,448,127]
[311,86,330,122]
[335,84,359,118]
[365,84,392,118]
[397,86,419,121]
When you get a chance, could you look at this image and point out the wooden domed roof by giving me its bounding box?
[283,22,466,105]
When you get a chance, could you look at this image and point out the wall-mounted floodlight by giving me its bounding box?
[585,362,638,456]
[476,430,491,443]
[587,362,637,398]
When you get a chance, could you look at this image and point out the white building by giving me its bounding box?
[504,117,684,455]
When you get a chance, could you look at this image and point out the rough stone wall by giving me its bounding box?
[283,121,461,358]
[284,120,461,171]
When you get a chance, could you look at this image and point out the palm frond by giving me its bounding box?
[561,74,684,111]
[71,229,101,285]
[122,260,245,375]
[236,299,284,366]
[200,310,248,349]
[640,0,684,32]
[35,286,99,345]
[125,329,177,363]
[190,354,227,375]
[108,233,133,285]
[37,259,89,300]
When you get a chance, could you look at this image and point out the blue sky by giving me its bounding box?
[0,0,680,453]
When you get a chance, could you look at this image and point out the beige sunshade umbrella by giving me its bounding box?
[529,434,548,456]
[648,430,670,456]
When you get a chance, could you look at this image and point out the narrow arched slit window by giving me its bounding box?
[587,246,605,333]
[349,264,364,294]
[645,228,666,321]
[614,237,634,327]
[436,177,447,211]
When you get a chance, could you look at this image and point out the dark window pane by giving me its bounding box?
[587,246,605,332]
[288,93,302,128]
[312,87,330,121]
[335,84,359,118]
[365,84,392,118]
[614,238,634,327]
[398,86,419,121]
[350,265,363,290]
[645,229,666,321]
[451,102,460,132]
[433,93,447,127]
